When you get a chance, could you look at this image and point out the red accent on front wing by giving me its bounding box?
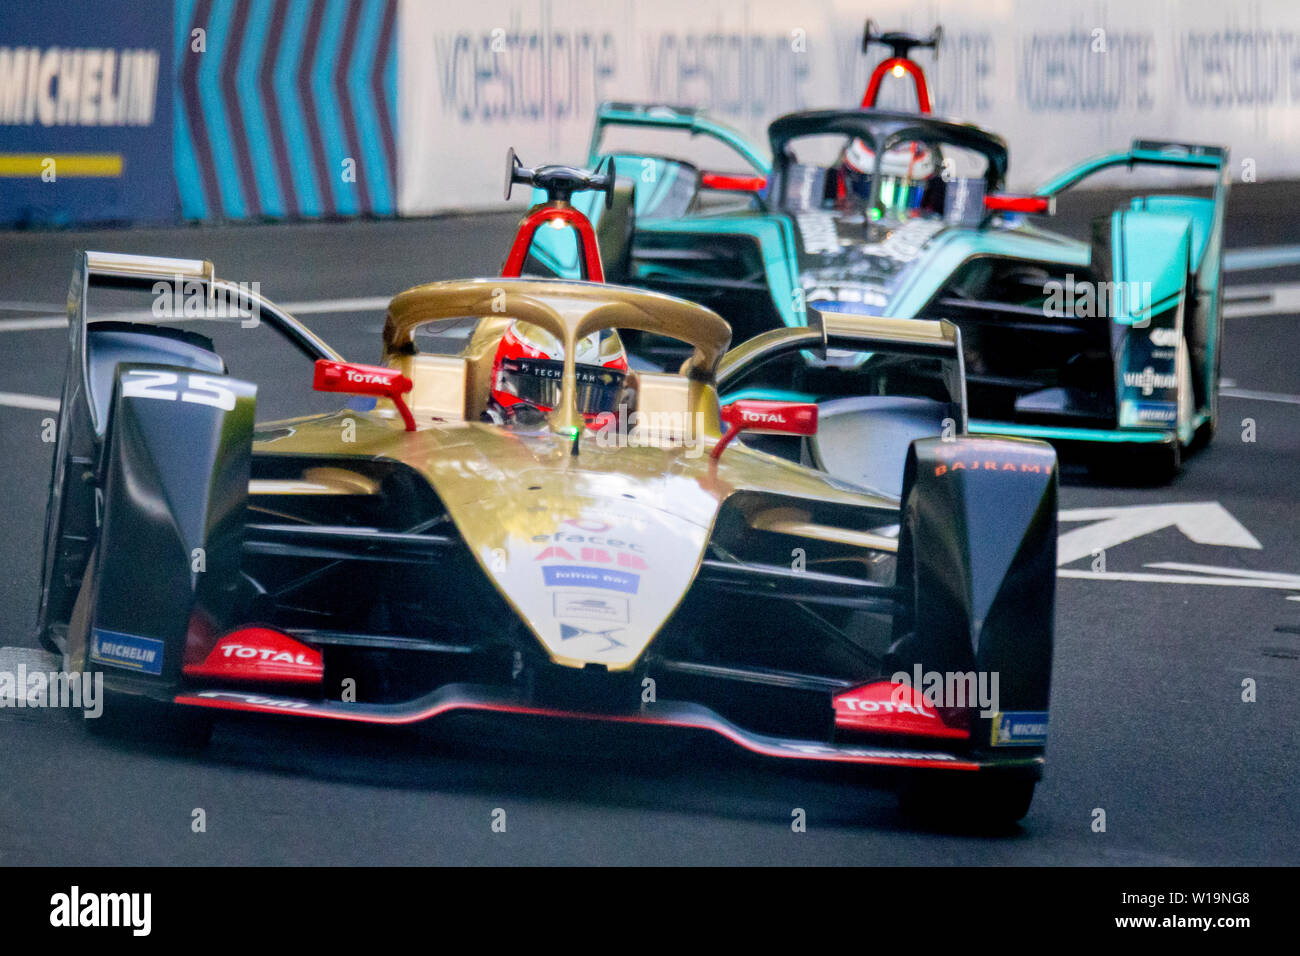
[833,681,970,739]
[175,687,984,771]
[182,627,324,685]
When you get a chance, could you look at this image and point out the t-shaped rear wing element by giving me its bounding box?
[501,148,618,281]
[860,21,942,112]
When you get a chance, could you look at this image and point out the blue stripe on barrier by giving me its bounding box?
[174,0,208,219]
[275,0,323,216]
[313,0,357,215]
[236,0,286,217]
[200,0,247,218]
[351,0,393,214]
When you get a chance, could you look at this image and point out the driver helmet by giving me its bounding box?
[841,138,935,214]
[489,320,629,423]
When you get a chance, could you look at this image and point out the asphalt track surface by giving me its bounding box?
[0,184,1297,865]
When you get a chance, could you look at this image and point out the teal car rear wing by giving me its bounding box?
[1035,139,1227,196]
[587,101,771,175]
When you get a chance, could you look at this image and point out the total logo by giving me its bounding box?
[217,643,316,667]
[837,697,936,718]
[740,410,787,425]
[344,369,394,386]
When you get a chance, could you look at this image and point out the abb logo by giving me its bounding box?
[535,546,648,570]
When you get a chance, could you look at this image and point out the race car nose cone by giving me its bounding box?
[451,471,717,672]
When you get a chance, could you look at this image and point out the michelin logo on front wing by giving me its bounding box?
[990,711,1049,747]
[89,628,163,675]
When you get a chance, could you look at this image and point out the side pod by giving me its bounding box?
[76,363,256,688]
[890,436,1057,735]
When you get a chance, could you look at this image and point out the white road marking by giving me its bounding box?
[0,316,68,331]
[1146,562,1300,585]
[1059,569,1300,590]
[0,301,62,314]
[0,392,60,412]
[1221,387,1300,405]
[1223,281,1300,318]
[1057,502,1261,567]
[1223,244,1300,272]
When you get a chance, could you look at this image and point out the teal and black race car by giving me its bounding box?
[524,75,1229,481]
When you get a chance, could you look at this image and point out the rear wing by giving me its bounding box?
[1035,138,1228,196]
[587,101,770,174]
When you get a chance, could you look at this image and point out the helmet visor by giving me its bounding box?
[496,357,627,416]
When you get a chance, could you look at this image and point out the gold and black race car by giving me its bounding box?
[37,221,1058,822]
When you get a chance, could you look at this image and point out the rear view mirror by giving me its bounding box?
[313,359,415,431]
[712,399,818,460]
[700,172,767,193]
[984,193,1055,215]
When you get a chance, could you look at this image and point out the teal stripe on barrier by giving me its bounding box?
[199,0,247,218]
[173,0,207,219]
[313,0,358,215]
[350,0,393,213]
[275,0,323,216]
[236,0,286,217]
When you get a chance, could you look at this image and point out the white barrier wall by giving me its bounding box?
[399,0,1300,215]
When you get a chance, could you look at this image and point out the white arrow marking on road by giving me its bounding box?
[1057,502,1262,567]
